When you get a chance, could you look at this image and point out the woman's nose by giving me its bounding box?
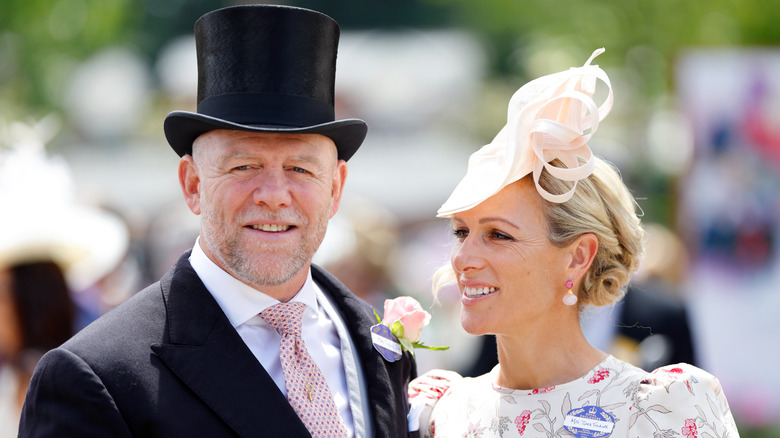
[451,237,486,273]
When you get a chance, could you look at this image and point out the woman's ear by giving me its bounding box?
[179,155,201,215]
[568,233,598,279]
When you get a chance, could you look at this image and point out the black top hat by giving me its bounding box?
[163,5,367,161]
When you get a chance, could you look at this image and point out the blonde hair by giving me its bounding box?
[433,157,644,307]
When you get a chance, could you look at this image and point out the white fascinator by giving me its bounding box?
[0,117,129,291]
[438,48,614,217]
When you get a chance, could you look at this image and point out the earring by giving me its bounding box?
[563,280,578,306]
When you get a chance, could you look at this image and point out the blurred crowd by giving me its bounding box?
[3,45,780,436]
[0,119,137,436]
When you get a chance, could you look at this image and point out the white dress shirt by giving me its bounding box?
[189,239,355,436]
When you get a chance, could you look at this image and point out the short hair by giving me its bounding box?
[433,156,644,307]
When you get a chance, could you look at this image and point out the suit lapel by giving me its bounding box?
[151,254,311,438]
[312,265,411,438]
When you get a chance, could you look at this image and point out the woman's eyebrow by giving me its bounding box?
[479,217,520,229]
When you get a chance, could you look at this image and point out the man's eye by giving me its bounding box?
[233,165,252,171]
[291,167,309,174]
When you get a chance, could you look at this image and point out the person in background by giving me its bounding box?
[315,195,402,311]
[408,49,739,436]
[0,120,130,437]
[609,223,696,369]
[0,262,74,438]
[20,5,416,437]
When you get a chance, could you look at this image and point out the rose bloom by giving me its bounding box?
[383,297,431,343]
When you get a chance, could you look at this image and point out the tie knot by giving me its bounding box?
[260,301,305,337]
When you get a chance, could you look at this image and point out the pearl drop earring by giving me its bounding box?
[563,280,578,306]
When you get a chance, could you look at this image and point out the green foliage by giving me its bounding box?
[738,424,780,437]
[0,0,136,116]
[423,0,780,85]
[5,0,780,119]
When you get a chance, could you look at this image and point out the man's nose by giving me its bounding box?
[252,170,292,209]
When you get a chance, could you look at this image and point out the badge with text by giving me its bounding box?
[563,406,615,438]
[371,323,403,362]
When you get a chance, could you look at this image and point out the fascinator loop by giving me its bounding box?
[438,48,613,216]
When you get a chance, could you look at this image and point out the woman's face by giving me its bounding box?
[0,268,22,360]
[450,178,572,336]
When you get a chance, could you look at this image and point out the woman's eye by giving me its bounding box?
[490,231,513,240]
[453,228,468,239]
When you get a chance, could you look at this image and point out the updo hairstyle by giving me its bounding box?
[537,157,644,306]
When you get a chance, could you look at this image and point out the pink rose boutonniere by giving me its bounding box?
[371,296,448,361]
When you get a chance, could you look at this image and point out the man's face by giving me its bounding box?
[179,130,346,300]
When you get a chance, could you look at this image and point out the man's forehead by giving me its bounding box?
[194,130,337,156]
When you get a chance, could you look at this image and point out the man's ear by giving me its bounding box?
[567,233,599,280]
[179,155,201,215]
[328,160,348,219]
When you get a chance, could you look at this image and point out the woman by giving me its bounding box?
[409,49,739,436]
[0,261,75,438]
[0,126,129,437]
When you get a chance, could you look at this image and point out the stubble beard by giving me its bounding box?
[200,203,329,289]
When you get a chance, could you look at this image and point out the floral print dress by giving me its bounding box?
[414,356,739,437]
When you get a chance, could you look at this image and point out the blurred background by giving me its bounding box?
[1,0,779,435]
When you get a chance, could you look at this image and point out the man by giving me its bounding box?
[19,5,416,437]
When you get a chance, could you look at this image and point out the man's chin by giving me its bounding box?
[233,254,310,288]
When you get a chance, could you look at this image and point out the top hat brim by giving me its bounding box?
[164,111,368,162]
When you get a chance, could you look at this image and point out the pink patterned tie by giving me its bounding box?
[260,302,347,438]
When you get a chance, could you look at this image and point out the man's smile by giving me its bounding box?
[250,224,292,232]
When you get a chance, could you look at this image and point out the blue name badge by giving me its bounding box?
[564,406,615,438]
[370,323,403,362]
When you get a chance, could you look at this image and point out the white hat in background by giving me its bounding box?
[0,116,129,292]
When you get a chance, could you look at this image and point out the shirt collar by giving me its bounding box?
[189,237,319,328]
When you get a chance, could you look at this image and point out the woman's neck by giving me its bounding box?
[493,317,607,390]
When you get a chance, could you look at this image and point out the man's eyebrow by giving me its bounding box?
[214,152,327,166]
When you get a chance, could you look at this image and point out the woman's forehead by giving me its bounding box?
[453,180,546,227]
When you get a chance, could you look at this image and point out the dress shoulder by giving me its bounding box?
[630,363,740,436]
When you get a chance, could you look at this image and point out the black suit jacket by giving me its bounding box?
[19,252,416,437]
[616,283,696,368]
